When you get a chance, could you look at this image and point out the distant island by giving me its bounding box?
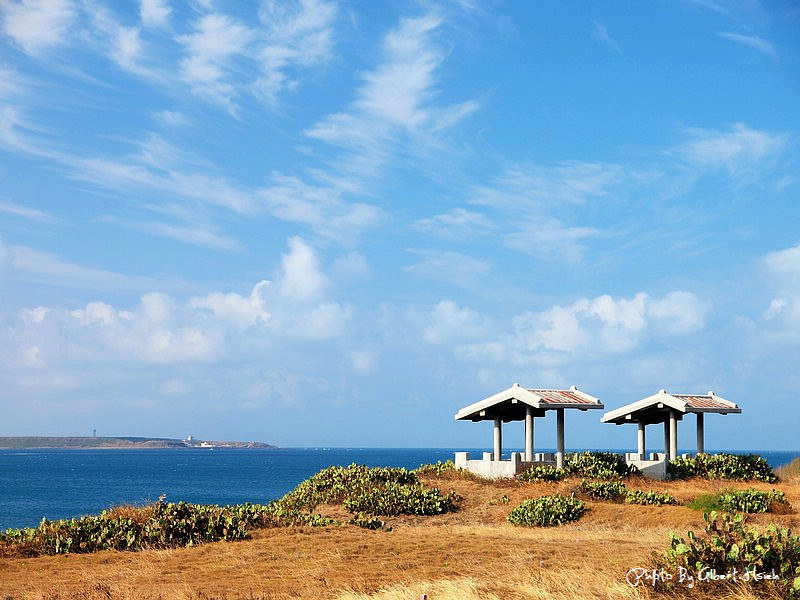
[0,436,276,449]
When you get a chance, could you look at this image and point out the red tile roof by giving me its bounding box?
[673,394,732,410]
[528,389,597,405]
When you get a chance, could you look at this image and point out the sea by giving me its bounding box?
[1,447,798,531]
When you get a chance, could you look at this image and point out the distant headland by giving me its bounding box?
[0,436,276,449]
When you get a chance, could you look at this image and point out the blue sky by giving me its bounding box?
[1,0,799,451]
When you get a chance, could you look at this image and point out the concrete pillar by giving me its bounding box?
[525,407,534,462]
[669,410,678,461]
[696,413,704,455]
[556,408,565,469]
[637,421,646,460]
[663,420,670,456]
[493,418,502,461]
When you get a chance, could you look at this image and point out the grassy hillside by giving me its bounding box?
[1,466,798,599]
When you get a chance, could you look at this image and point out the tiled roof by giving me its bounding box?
[528,389,598,405]
[672,394,733,410]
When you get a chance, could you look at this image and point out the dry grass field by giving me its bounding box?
[2,471,799,600]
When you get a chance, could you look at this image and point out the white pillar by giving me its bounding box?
[669,410,678,461]
[556,408,565,469]
[493,418,502,461]
[525,407,534,462]
[663,420,670,456]
[696,413,704,455]
[637,421,646,460]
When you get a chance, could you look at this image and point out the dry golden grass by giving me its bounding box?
[1,475,798,600]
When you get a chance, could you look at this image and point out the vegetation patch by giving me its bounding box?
[517,464,567,482]
[718,489,789,514]
[506,494,585,527]
[661,511,800,597]
[687,493,723,513]
[565,451,639,480]
[667,453,778,482]
[1,464,461,556]
[578,479,628,501]
[0,500,332,557]
[624,489,677,506]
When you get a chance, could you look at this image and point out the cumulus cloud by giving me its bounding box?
[761,243,800,326]
[512,291,708,357]
[423,300,487,344]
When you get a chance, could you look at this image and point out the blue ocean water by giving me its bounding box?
[1,447,797,531]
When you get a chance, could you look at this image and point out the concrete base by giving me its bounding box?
[454,451,533,479]
[625,451,667,480]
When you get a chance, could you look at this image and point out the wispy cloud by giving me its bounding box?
[678,123,786,174]
[413,208,494,239]
[0,199,56,222]
[592,20,620,53]
[255,0,338,103]
[718,32,778,60]
[1,0,76,55]
[404,250,490,288]
[306,14,478,161]
[473,162,624,208]
[178,13,255,111]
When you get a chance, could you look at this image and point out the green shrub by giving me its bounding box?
[414,460,457,477]
[624,489,677,506]
[506,494,585,527]
[579,479,627,501]
[668,453,777,482]
[518,464,568,482]
[0,501,305,557]
[279,463,419,511]
[565,451,638,479]
[662,511,800,597]
[687,493,723,513]
[343,482,460,516]
[718,489,788,514]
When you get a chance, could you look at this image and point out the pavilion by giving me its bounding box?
[601,389,741,478]
[454,383,604,478]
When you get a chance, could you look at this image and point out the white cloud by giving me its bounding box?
[1,0,75,55]
[413,208,493,238]
[260,173,382,242]
[473,162,624,208]
[0,238,164,293]
[306,14,477,153]
[761,243,800,326]
[189,280,271,330]
[178,13,254,110]
[503,218,598,263]
[140,0,170,28]
[255,0,337,103]
[0,199,55,222]
[512,291,708,356]
[423,300,487,344]
[718,32,778,60]
[679,123,786,173]
[592,20,620,53]
[278,236,326,301]
[404,250,490,288]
